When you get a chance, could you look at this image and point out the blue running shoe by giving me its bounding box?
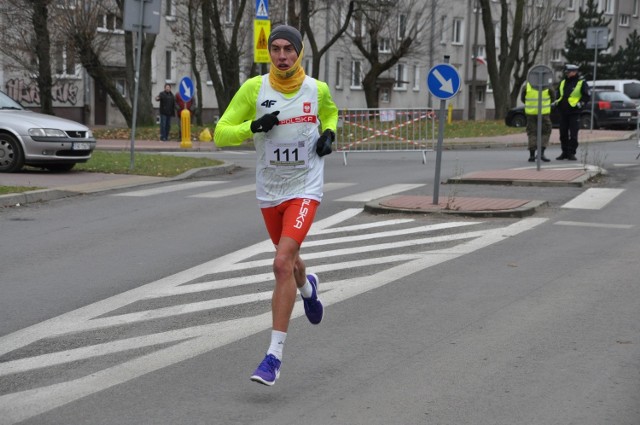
[302,273,324,325]
[250,354,281,386]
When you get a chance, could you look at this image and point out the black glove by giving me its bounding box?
[250,111,280,133]
[316,129,335,157]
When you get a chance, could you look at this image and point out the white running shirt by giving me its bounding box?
[254,75,324,208]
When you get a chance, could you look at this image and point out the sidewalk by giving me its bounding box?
[0,129,635,214]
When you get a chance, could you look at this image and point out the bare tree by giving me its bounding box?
[201,0,253,116]
[346,0,429,109]
[0,0,55,114]
[478,0,525,120]
[55,0,157,127]
[508,0,562,107]
[298,0,355,79]
[167,0,206,125]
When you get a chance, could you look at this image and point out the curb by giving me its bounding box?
[364,198,548,218]
[0,162,237,209]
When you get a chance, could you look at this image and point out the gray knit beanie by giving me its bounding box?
[268,25,303,55]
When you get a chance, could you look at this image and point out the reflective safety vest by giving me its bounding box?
[559,79,584,107]
[524,83,551,115]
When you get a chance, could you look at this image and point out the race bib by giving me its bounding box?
[265,139,308,168]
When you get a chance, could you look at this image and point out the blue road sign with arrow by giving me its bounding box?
[427,64,461,100]
[179,76,194,102]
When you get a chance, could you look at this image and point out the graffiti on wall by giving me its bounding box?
[4,79,80,106]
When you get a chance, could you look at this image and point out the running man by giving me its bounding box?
[214,25,338,386]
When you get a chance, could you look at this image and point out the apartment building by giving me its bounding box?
[1,0,638,126]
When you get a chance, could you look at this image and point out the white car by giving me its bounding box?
[0,90,96,172]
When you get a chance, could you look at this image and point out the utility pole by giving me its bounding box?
[469,0,480,121]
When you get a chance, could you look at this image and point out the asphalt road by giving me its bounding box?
[1,141,639,424]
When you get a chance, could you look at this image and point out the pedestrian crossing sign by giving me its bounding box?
[254,20,270,63]
[256,0,268,19]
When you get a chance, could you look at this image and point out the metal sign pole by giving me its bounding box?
[526,65,553,172]
[426,56,460,205]
[128,0,147,170]
[433,96,446,204]
[536,87,542,171]
[590,31,599,133]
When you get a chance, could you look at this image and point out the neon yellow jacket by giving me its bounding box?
[214,75,338,147]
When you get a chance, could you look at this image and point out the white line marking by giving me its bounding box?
[0,213,547,424]
[189,183,255,198]
[323,182,357,191]
[335,183,424,202]
[554,221,633,229]
[561,188,625,210]
[113,181,224,197]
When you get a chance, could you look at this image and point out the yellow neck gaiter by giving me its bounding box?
[269,47,306,94]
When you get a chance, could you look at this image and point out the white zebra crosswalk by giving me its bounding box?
[0,206,547,424]
[111,179,412,202]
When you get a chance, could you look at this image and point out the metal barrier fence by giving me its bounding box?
[335,108,437,165]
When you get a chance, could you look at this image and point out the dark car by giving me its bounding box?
[505,90,639,130]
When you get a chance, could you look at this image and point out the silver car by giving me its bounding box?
[0,90,96,172]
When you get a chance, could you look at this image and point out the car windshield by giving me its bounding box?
[0,91,25,110]
[595,91,632,102]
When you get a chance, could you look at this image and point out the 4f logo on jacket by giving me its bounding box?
[261,100,277,108]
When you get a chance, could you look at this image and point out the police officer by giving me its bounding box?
[556,64,590,160]
[521,81,555,162]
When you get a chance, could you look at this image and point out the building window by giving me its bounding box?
[397,14,407,39]
[413,64,420,91]
[379,38,391,53]
[394,63,407,90]
[452,17,464,45]
[599,0,613,14]
[335,58,342,89]
[115,79,127,97]
[440,15,447,44]
[473,44,486,59]
[97,12,123,33]
[475,87,484,103]
[619,14,630,27]
[224,0,234,24]
[165,0,176,17]
[551,49,563,62]
[54,43,77,77]
[634,0,639,17]
[552,7,565,20]
[380,87,390,103]
[165,50,175,82]
[567,0,575,10]
[351,60,362,88]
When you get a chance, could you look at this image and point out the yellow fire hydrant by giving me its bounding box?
[180,109,192,148]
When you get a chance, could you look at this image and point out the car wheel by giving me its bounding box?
[0,133,25,173]
[579,114,596,129]
[45,163,76,172]
[511,114,527,128]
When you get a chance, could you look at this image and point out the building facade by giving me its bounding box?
[1,0,638,127]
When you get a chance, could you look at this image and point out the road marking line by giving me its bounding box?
[554,221,633,229]
[189,183,255,198]
[315,218,415,234]
[113,181,223,197]
[335,183,424,202]
[305,221,480,247]
[0,213,547,424]
[561,188,625,209]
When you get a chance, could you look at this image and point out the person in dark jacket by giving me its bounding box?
[155,84,176,141]
[555,64,590,160]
